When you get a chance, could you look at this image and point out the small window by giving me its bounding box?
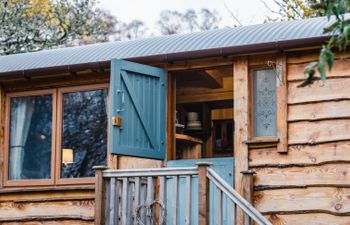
[60,89,108,179]
[252,69,277,137]
[8,94,53,180]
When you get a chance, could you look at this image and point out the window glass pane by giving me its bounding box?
[9,95,53,180]
[253,69,277,137]
[61,89,108,178]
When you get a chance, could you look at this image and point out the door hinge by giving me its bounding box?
[112,116,122,127]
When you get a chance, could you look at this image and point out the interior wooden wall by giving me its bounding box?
[176,76,233,104]
[250,50,350,225]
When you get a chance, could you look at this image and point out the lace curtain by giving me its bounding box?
[9,97,34,180]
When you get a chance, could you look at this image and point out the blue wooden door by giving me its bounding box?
[109,59,167,159]
[166,157,234,225]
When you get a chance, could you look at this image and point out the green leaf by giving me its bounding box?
[318,49,327,81]
[325,49,334,71]
[304,61,318,74]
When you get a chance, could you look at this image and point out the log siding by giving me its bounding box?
[250,50,350,225]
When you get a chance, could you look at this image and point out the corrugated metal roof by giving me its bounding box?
[0,16,334,73]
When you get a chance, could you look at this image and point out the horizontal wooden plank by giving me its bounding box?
[0,190,94,202]
[4,72,109,93]
[255,187,350,215]
[249,141,350,167]
[2,220,93,225]
[288,119,350,145]
[0,185,95,194]
[0,200,94,220]
[287,51,350,64]
[211,108,233,120]
[159,57,233,71]
[288,78,350,105]
[266,213,350,225]
[288,57,350,81]
[288,100,350,122]
[117,156,163,169]
[177,91,233,104]
[253,163,350,188]
[248,54,276,66]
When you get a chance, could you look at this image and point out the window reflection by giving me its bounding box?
[9,95,52,180]
[61,89,108,178]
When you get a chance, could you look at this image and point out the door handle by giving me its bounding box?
[117,89,125,113]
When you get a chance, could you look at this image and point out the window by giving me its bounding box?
[252,69,277,137]
[4,85,108,186]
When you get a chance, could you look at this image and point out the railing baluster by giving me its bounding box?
[115,179,121,225]
[206,167,272,225]
[117,179,122,223]
[126,179,133,224]
[216,186,222,225]
[159,176,166,202]
[100,166,271,225]
[245,213,251,225]
[134,177,141,224]
[159,176,166,225]
[121,177,129,225]
[172,175,178,225]
[146,177,154,225]
[141,181,147,223]
[231,200,236,225]
[109,177,116,225]
[185,175,192,225]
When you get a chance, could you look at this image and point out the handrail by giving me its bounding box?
[103,166,198,177]
[96,165,272,225]
[206,167,272,225]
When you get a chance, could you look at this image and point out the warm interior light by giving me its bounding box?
[62,148,74,165]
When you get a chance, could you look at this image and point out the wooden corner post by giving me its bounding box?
[241,170,256,225]
[94,165,108,225]
[197,162,212,225]
[276,54,288,153]
[234,56,249,225]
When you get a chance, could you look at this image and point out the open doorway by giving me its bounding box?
[172,66,234,160]
[167,65,234,225]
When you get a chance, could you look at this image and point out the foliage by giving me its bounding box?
[108,18,148,41]
[300,0,350,87]
[264,0,319,21]
[0,0,109,55]
[157,8,221,35]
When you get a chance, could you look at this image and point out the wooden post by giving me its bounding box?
[276,54,288,153]
[234,56,249,225]
[166,73,176,160]
[197,162,212,225]
[94,165,108,225]
[0,84,4,189]
[241,170,255,225]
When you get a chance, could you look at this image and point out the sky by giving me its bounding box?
[97,0,276,34]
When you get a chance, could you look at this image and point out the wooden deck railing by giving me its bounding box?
[94,164,272,225]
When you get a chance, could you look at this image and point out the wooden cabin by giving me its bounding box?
[0,16,349,225]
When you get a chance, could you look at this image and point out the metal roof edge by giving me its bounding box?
[0,35,330,81]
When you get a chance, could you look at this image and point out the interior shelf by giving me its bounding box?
[175,134,203,144]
